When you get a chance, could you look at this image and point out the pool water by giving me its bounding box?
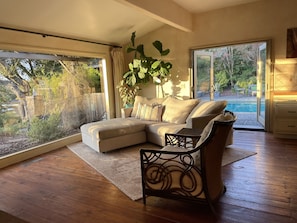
[225,102,264,112]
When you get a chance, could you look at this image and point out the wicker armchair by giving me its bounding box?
[140,111,236,213]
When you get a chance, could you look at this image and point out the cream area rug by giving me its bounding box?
[67,142,256,201]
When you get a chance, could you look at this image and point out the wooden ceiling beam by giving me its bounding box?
[116,0,193,32]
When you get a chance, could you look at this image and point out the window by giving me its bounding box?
[0,50,106,157]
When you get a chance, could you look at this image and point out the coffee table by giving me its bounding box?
[165,128,202,148]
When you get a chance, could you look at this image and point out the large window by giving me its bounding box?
[0,50,106,157]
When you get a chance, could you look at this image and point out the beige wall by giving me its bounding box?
[131,0,297,130]
[134,0,297,96]
[0,28,116,118]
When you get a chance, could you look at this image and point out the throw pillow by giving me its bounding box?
[150,104,164,122]
[135,103,146,119]
[131,96,166,117]
[162,97,200,124]
[142,104,152,120]
[136,103,164,122]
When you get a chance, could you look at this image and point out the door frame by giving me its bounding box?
[257,43,266,127]
[191,39,272,132]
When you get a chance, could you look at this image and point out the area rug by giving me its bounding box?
[67,142,256,201]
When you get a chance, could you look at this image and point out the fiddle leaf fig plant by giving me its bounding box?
[118,32,172,106]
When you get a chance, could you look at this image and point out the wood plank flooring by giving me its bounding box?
[0,130,296,223]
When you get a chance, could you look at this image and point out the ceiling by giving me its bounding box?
[0,0,263,47]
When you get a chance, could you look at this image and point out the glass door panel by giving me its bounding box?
[193,51,214,100]
[257,43,266,127]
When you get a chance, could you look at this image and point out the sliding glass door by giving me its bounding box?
[192,41,270,130]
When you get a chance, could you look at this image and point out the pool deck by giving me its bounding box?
[200,94,264,130]
[233,112,263,130]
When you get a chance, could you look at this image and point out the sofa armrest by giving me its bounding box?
[186,113,219,129]
[121,107,133,118]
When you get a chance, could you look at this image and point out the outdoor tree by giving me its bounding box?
[0,84,15,128]
[0,58,63,120]
[213,44,258,91]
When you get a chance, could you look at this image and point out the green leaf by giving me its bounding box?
[161,49,170,56]
[138,71,146,79]
[128,63,134,71]
[131,32,136,47]
[150,71,159,77]
[123,70,132,78]
[127,47,136,53]
[131,75,136,86]
[152,61,161,69]
[153,41,163,54]
[165,62,173,69]
[136,45,145,58]
[160,67,169,76]
[153,41,170,56]
[133,59,141,68]
[139,66,148,73]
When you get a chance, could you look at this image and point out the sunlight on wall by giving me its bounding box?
[162,79,191,99]
[274,59,297,91]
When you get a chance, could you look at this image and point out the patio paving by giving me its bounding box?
[233,112,264,130]
[199,93,265,130]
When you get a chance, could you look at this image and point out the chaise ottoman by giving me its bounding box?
[80,118,147,152]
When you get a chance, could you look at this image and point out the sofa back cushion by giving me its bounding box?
[131,96,166,117]
[186,100,227,123]
[162,97,200,124]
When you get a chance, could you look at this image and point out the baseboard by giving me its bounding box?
[0,133,82,169]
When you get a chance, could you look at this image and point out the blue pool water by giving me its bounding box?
[225,102,264,112]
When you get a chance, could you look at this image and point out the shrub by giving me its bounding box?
[28,113,64,143]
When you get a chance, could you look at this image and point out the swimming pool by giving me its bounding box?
[225,101,264,112]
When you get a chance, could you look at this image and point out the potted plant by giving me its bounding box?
[118,32,172,106]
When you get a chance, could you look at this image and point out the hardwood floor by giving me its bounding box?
[0,130,296,223]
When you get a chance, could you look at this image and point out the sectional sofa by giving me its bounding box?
[80,96,229,153]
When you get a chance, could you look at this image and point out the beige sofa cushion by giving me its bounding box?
[186,100,227,123]
[162,97,200,124]
[80,118,146,140]
[131,96,166,117]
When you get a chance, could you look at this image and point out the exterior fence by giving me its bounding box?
[26,93,106,129]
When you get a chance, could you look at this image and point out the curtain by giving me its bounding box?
[111,47,125,117]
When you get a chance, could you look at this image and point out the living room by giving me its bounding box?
[0,0,297,222]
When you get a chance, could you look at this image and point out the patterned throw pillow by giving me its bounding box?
[131,96,166,117]
[149,104,164,122]
[135,103,164,122]
[135,103,146,119]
